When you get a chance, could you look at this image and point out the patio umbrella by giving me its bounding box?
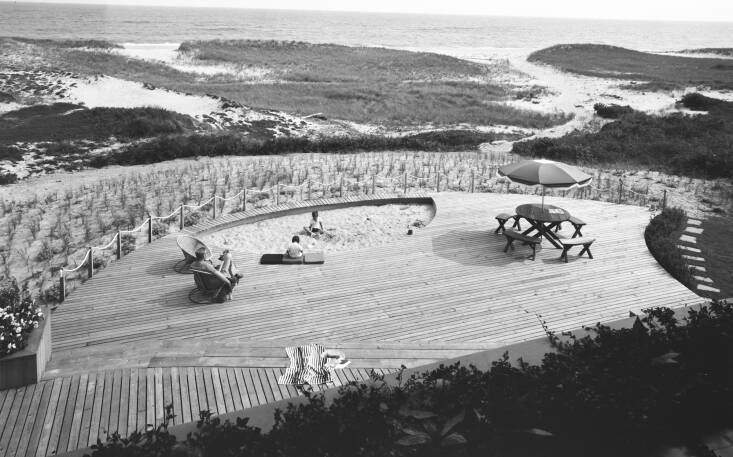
[498,159,592,207]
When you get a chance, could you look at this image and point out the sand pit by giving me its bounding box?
[201,203,435,254]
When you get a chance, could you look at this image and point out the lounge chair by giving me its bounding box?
[176,235,212,273]
[188,268,230,304]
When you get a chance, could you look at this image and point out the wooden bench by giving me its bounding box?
[556,216,587,238]
[503,229,541,261]
[559,237,595,263]
[495,212,522,234]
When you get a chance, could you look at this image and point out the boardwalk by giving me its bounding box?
[0,192,705,456]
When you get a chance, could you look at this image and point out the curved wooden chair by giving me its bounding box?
[188,268,229,304]
[175,235,212,273]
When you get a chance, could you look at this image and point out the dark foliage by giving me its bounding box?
[0,104,200,143]
[90,301,733,457]
[0,172,18,185]
[593,103,634,118]
[512,96,733,179]
[645,207,693,287]
[87,130,499,168]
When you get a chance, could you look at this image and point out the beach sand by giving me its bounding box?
[201,203,435,255]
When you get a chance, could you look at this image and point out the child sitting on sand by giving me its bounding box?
[304,211,332,238]
[286,235,304,258]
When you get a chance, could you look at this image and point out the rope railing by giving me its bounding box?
[52,167,672,303]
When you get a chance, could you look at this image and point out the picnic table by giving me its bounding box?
[515,203,570,249]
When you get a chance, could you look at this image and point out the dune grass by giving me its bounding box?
[2,38,569,129]
[529,44,733,91]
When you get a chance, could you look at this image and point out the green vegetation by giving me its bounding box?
[89,130,504,168]
[91,302,733,456]
[0,103,202,143]
[512,94,733,179]
[0,279,43,356]
[645,207,692,288]
[679,48,733,58]
[698,217,733,298]
[529,44,733,91]
[1,38,569,128]
[593,103,634,119]
[8,37,121,49]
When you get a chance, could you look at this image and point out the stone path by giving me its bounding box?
[677,218,721,295]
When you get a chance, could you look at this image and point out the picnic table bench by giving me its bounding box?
[495,212,522,234]
[559,237,596,262]
[503,229,541,261]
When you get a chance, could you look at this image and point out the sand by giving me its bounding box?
[201,204,435,255]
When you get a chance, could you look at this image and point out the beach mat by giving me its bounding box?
[259,252,325,265]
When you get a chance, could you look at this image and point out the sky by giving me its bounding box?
[4,0,733,22]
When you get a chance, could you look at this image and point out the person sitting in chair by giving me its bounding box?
[191,247,234,301]
[304,211,325,236]
[217,249,243,285]
[286,235,304,258]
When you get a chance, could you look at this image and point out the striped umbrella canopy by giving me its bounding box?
[498,159,592,206]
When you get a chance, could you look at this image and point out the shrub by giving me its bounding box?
[0,278,43,357]
[593,103,634,118]
[151,220,169,237]
[183,210,203,227]
[645,207,692,287]
[120,234,136,255]
[36,240,56,262]
[0,172,18,185]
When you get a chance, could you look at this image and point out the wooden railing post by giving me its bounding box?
[59,270,65,303]
[662,189,667,209]
[340,175,344,198]
[618,179,623,203]
[179,205,184,230]
[470,170,475,193]
[212,197,217,219]
[275,181,279,206]
[436,173,440,192]
[87,247,93,279]
[403,173,407,194]
[372,174,376,195]
[308,180,312,200]
[242,189,246,212]
[147,215,152,243]
[116,231,122,259]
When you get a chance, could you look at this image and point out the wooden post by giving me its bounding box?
[435,174,440,192]
[300,185,303,201]
[116,231,122,260]
[470,170,475,193]
[506,181,510,194]
[275,181,279,206]
[87,247,93,279]
[618,179,623,203]
[59,271,65,303]
[242,189,246,212]
[403,173,407,194]
[340,175,344,198]
[662,189,667,209]
[372,174,376,195]
[307,180,312,200]
[147,215,152,243]
[179,205,184,230]
[213,197,217,219]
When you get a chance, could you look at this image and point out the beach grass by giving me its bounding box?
[1,38,570,128]
[529,44,733,90]
[698,216,733,298]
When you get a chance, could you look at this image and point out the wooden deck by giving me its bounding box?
[0,192,705,456]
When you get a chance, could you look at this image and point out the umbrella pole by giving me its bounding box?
[541,186,545,209]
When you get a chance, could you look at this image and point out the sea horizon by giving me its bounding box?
[2,1,732,55]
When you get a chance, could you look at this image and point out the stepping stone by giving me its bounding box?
[689,265,707,273]
[679,234,697,243]
[685,227,704,235]
[681,255,705,262]
[687,219,702,226]
[693,276,714,284]
[677,245,701,253]
[697,284,721,293]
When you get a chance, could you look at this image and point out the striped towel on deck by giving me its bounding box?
[278,343,333,386]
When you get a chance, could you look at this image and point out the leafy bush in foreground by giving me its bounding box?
[645,207,692,288]
[0,278,43,356]
[90,302,733,457]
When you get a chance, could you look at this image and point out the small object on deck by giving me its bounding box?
[494,213,522,234]
[503,229,541,261]
[559,237,596,263]
[259,252,325,265]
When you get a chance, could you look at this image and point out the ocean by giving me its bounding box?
[1,1,732,59]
